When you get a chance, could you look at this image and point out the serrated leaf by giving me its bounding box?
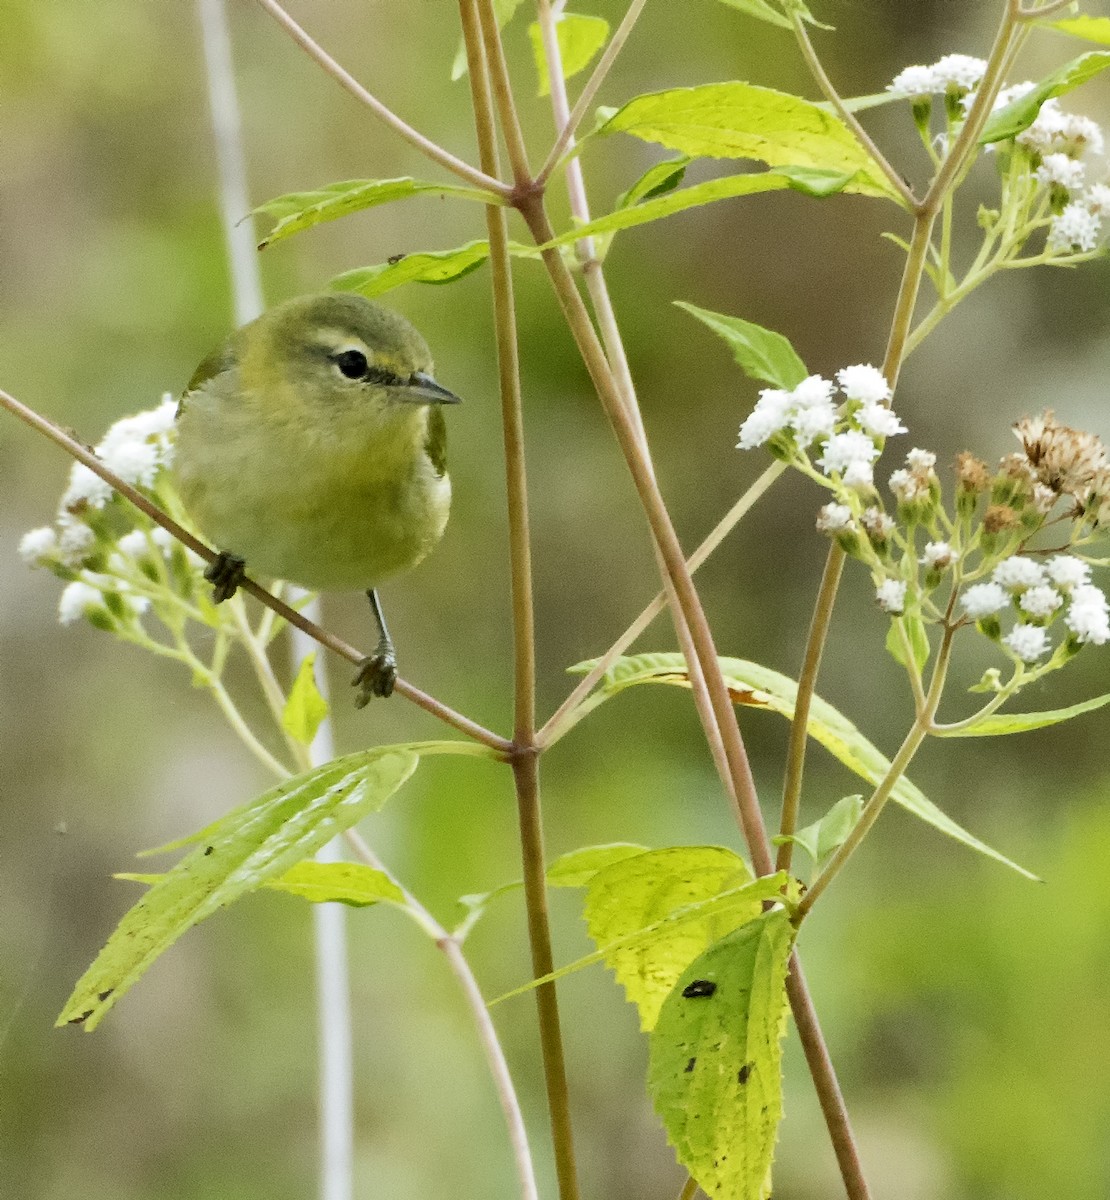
[282,651,329,746]
[772,794,862,868]
[592,82,903,201]
[542,166,859,250]
[614,156,691,210]
[569,653,1038,879]
[490,873,792,1008]
[263,860,404,906]
[935,690,1110,738]
[452,0,526,79]
[584,847,757,1030]
[254,178,505,248]
[675,301,808,389]
[980,52,1110,144]
[58,747,420,1029]
[546,842,650,888]
[1047,15,1110,46]
[529,13,609,98]
[649,910,794,1200]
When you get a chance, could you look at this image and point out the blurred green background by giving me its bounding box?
[2,1,1110,1197]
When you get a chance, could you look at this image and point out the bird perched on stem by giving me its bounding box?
[174,292,461,706]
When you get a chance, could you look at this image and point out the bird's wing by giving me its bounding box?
[425,405,448,477]
[177,335,240,417]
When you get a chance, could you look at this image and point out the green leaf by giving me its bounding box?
[772,794,862,868]
[1048,16,1110,47]
[714,0,793,30]
[935,691,1110,738]
[980,52,1110,144]
[886,615,931,674]
[528,13,609,98]
[282,651,329,746]
[614,156,691,210]
[330,240,541,299]
[675,301,808,389]
[453,880,524,940]
[254,178,505,248]
[546,842,650,888]
[541,166,860,249]
[583,846,758,1030]
[263,860,404,906]
[490,873,792,1008]
[58,747,420,1029]
[569,653,1039,880]
[649,910,794,1200]
[452,0,526,79]
[592,82,904,201]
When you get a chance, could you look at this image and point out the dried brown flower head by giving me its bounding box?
[1013,410,1108,498]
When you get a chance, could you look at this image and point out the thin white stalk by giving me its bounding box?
[196,4,353,1198]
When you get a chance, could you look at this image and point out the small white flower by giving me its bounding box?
[875,579,907,614]
[150,527,175,554]
[60,462,113,511]
[1036,152,1086,192]
[1003,623,1050,662]
[116,530,152,560]
[98,400,177,453]
[861,507,895,540]
[58,581,104,626]
[856,402,907,439]
[920,541,954,571]
[1019,99,1066,154]
[995,82,1036,110]
[101,439,160,487]
[888,64,938,99]
[1048,201,1102,253]
[19,527,58,566]
[1059,113,1105,158]
[818,430,880,476]
[792,375,836,409]
[1086,183,1110,218]
[1069,583,1109,615]
[1018,584,1063,619]
[906,448,937,472]
[738,388,792,449]
[789,400,838,447]
[961,581,1009,619]
[841,460,875,489]
[993,556,1047,591]
[816,503,854,533]
[932,53,987,93]
[1066,585,1110,644]
[837,364,891,404]
[57,520,96,567]
[1045,555,1091,590]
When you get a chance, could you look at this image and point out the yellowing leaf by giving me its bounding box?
[265,860,404,906]
[529,13,609,97]
[649,910,795,1200]
[593,82,904,202]
[1047,15,1110,46]
[546,842,650,888]
[583,846,758,1030]
[282,651,329,746]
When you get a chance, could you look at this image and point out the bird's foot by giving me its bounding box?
[352,651,397,707]
[204,552,247,603]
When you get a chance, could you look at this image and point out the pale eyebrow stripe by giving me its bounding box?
[314,329,372,356]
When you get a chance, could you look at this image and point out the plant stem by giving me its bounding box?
[776,545,845,875]
[538,462,785,748]
[344,829,540,1200]
[791,15,915,210]
[676,1175,700,1200]
[459,6,582,1198]
[535,0,650,187]
[249,0,508,196]
[0,385,512,754]
[475,0,533,187]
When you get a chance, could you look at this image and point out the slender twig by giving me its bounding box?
[676,1175,700,1200]
[0,385,513,755]
[344,828,540,1200]
[775,545,845,874]
[475,0,533,187]
[249,0,509,196]
[538,463,785,748]
[535,0,651,188]
[791,15,916,210]
[1018,0,1074,16]
[459,6,581,1198]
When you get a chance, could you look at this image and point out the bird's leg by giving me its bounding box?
[204,551,247,603]
[352,588,397,706]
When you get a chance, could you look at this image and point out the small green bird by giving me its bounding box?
[174,293,461,706]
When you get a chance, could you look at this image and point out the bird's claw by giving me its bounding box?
[352,652,397,707]
[204,552,247,603]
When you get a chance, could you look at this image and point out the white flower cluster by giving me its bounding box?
[738,364,903,487]
[959,553,1108,661]
[888,54,987,99]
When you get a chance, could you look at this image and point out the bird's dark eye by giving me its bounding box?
[334,350,369,379]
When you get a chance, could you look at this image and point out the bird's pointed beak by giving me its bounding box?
[401,371,463,405]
